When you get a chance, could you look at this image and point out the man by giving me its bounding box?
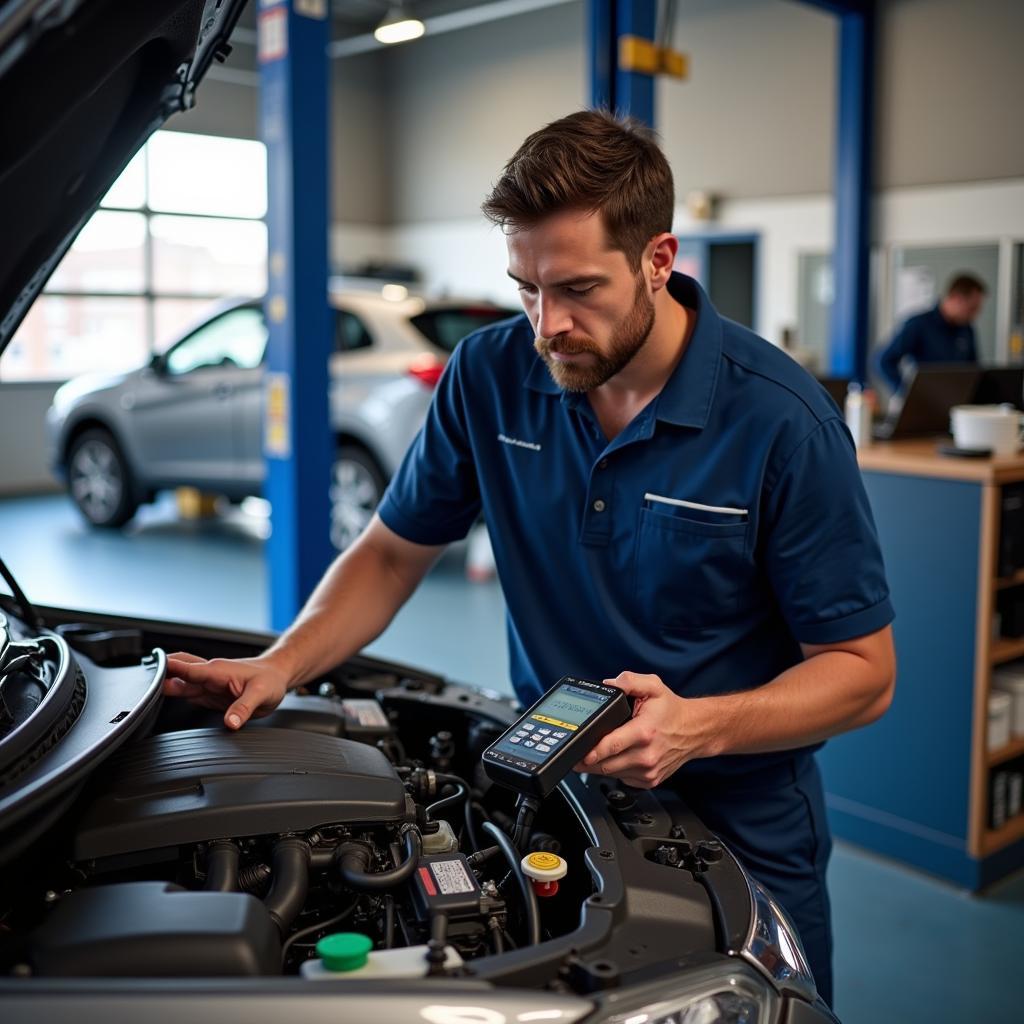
[876,273,987,392]
[164,111,896,1006]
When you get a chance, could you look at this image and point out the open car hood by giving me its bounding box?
[0,0,250,353]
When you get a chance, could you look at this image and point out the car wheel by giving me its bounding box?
[330,445,386,552]
[66,428,140,528]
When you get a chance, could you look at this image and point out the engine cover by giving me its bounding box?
[73,727,407,861]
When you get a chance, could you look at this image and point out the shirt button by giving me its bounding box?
[593,499,606,512]
[598,458,609,469]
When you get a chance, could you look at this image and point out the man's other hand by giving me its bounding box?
[162,652,291,730]
[574,671,711,788]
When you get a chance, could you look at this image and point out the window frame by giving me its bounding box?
[1,132,267,383]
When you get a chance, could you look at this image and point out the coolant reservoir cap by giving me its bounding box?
[316,932,373,972]
[521,851,567,881]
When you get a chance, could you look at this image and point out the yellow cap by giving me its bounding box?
[521,851,568,882]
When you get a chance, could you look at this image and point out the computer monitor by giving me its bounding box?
[874,364,982,440]
[974,366,1024,409]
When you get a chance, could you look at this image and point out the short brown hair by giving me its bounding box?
[946,273,987,298]
[481,109,674,271]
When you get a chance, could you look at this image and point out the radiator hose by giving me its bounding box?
[334,824,422,891]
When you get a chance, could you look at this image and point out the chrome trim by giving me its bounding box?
[737,876,818,1004]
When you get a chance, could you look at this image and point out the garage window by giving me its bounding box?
[1,132,267,382]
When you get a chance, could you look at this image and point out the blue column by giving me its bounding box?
[614,0,657,127]
[588,0,657,127]
[798,1,875,381]
[258,1,334,631]
[589,0,615,112]
[829,8,874,381]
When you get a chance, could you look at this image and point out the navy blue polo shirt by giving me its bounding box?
[379,273,894,775]
[876,305,977,392]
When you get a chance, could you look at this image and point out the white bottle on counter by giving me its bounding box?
[844,382,872,449]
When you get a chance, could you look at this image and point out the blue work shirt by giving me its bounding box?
[379,273,894,776]
[876,305,977,392]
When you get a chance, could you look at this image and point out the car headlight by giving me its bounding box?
[737,876,817,1004]
[594,962,779,1024]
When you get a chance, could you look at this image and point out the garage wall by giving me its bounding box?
[876,0,1024,189]
[368,0,1024,338]
[656,0,836,200]
[381,0,586,226]
[0,383,61,494]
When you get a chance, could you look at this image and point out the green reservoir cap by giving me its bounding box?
[315,932,373,972]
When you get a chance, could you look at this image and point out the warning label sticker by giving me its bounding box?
[341,700,388,729]
[430,859,475,895]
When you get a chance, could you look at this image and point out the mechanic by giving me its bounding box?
[164,110,896,1007]
[875,272,986,393]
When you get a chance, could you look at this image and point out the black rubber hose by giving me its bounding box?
[488,917,505,955]
[335,826,422,891]
[482,821,541,947]
[309,846,337,871]
[426,780,468,822]
[511,797,540,852]
[264,838,311,934]
[204,840,240,892]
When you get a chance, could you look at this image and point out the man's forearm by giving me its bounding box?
[261,528,440,688]
[692,648,895,759]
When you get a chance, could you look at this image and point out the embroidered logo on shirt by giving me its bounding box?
[498,433,542,452]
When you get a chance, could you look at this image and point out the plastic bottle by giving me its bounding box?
[845,381,872,449]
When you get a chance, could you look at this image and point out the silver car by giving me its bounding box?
[46,288,516,549]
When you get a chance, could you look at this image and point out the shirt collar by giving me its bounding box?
[522,272,723,430]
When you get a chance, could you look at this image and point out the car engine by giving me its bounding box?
[0,603,812,1014]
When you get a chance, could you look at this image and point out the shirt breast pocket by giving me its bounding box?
[632,504,752,634]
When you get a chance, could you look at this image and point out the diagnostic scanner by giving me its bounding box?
[482,676,632,799]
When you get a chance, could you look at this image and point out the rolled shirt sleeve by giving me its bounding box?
[762,417,895,645]
[377,342,482,546]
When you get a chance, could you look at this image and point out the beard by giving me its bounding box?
[534,275,655,392]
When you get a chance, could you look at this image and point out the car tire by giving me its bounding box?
[66,428,140,529]
[330,445,386,552]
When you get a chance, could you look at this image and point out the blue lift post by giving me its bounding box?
[258,1,335,631]
[589,0,658,126]
[799,0,875,382]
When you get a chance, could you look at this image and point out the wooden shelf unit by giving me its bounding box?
[978,481,1024,857]
[988,735,1024,767]
[991,637,1024,665]
[995,568,1024,591]
[982,813,1024,858]
[822,440,1024,887]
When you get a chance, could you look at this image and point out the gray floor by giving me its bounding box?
[2,492,1022,1020]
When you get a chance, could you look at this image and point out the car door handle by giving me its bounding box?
[213,383,233,399]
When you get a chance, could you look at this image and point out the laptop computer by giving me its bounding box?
[974,366,1024,409]
[873,364,982,441]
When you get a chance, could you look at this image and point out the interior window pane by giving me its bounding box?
[1,297,148,381]
[100,148,146,209]
[147,131,267,218]
[151,215,267,296]
[164,306,267,375]
[153,298,228,354]
[45,211,146,294]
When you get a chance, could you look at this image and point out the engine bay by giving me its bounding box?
[0,603,756,993]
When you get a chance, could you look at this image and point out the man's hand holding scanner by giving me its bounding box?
[162,652,291,730]
[575,671,713,789]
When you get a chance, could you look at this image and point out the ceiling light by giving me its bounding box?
[374,4,425,45]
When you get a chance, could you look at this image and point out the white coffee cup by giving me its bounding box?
[950,404,1024,456]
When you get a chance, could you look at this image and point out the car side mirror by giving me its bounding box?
[148,353,165,374]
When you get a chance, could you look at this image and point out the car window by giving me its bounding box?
[409,306,518,353]
[335,310,373,352]
[165,306,267,375]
